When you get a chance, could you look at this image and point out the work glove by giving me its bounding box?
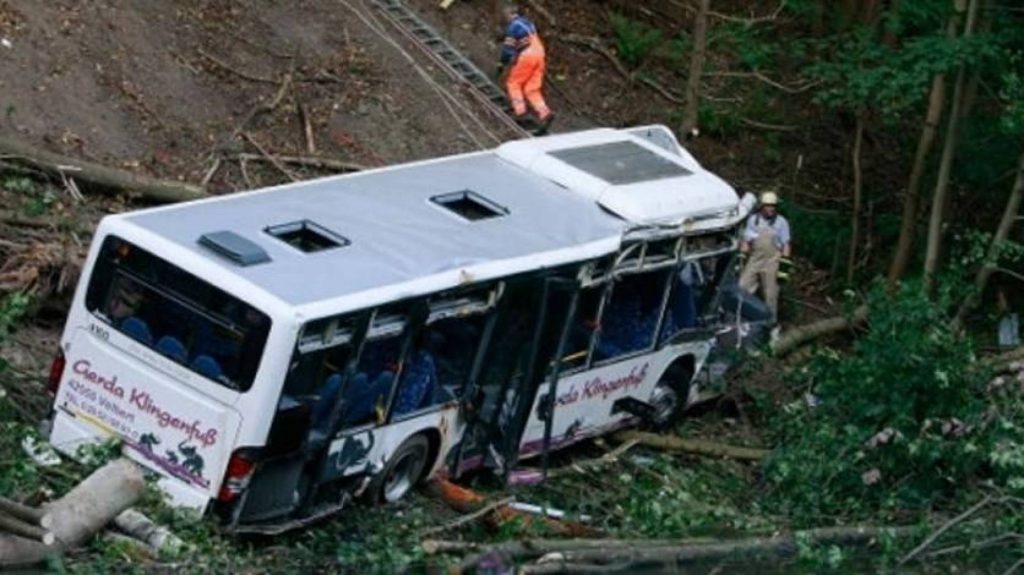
[494,63,505,81]
[736,252,748,271]
[777,256,793,284]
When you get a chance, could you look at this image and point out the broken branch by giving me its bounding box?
[638,76,684,104]
[420,496,516,537]
[241,133,299,182]
[560,34,630,80]
[234,153,366,172]
[197,48,278,84]
[298,102,317,154]
[705,70,820,94]
[525,0,557,27]
[899,496,993,566]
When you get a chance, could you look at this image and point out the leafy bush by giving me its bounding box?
[609,13,661,69]
[766,281,1002,520]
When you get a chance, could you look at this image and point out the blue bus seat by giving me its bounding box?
[120,317,153,346]
[190,354,223,380]
[156,335,188,363]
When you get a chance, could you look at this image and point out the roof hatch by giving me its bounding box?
[265,220,350,253]
[431,190,508,221]
[198,231,271,266]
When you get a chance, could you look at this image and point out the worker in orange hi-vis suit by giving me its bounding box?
[495,3,555,136]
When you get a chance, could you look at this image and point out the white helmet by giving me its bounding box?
[760,191,779,206]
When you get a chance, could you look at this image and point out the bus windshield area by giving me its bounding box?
[85,236,271,392]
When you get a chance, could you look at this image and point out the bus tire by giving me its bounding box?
[369,433,430,504]
[649,360,694,431]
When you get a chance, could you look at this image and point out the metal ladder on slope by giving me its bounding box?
[370,0,531,138]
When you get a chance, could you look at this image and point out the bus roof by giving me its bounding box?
[119,126,741,309]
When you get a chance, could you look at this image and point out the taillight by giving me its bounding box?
[217,450,257,502]
[47,350,66,397]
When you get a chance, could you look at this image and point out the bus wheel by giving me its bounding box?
[650,362,694,431]
[371,434,430,504]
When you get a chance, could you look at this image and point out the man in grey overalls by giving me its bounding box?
[739,191,792,321]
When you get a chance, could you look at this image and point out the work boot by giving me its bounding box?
[533,113,555,136]
[513,115,535,130]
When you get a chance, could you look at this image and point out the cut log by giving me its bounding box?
[0,458,147,568]
[613,430,769,462]
[0,513,54,545]
[771,305,869,356]
[0,135,207,204]
[114,508,184,555]
[0,496,52,529]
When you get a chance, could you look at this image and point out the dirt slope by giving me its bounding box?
[0,0,532,193]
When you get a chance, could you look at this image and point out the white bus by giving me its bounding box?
[46,126,755,532]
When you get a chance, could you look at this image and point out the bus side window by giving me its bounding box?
[392,315,485,418]
[340,337,401,429]
[661,261,703,341]
[595,270,672,362]
[284,344,353,433]
[559,287,603,372]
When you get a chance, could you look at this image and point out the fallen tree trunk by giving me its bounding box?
[771,305,869,356]
[612,430,769,462]
[424,536,717,557]
[0,458,147,568]
[458,526,916,574]
[0,135,207,204]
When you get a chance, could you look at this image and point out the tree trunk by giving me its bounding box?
[612,430,769,461]
[953,150,1024,328]
[453,526,916,574]
[771,305,870,356]
[0,459,146,568]
[887,19,957,286]
[923,0,979,288]
[847,114,866,284]
[0,135,207,204]
[681,0,710,138]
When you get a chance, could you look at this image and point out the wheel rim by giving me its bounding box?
[382,447,425,503]
[650,381,679,426]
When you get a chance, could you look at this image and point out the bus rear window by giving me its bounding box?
[85,236,270,392]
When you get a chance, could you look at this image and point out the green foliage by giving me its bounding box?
[0,292,29,340]
[0,293,37,496]
[2,175,35,194]
[3,173,59,216]
[766,281,994,520]
[784,203,848,273]
[765,273,1024,526]
[808,25,998,119]
[609,12,661,69]
[710,21,780,72]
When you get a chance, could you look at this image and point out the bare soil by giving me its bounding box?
[0,0,525,194]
